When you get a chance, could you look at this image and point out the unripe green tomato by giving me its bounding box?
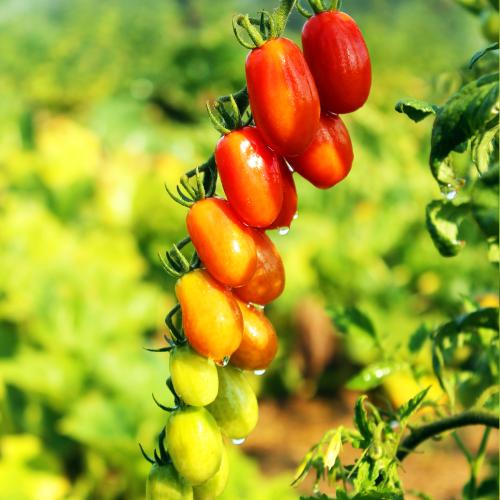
[146,463,193,500]
[167,407,223,485]
[481,10,499,43]
[193,445,229,500]
[170,344,219,406]
[207,366,258,440]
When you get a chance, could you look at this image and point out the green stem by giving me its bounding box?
[273,0,298,35]
[397,411,499,461]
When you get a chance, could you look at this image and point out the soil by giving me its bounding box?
[241,395,499,499]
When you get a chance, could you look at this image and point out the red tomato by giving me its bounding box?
[187,198,257,287]
[234,231,285,305]
[246,38,320,156]
[286,113,353,189]
[215,126,283,228]
[176,269,242,361]
[231,300,278,371]
[302,10,371,114]
[267,159,298,230]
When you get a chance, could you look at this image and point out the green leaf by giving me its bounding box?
[346,362,405,391]
[300,495,332,500]
[430,72,499,185]
[324,429,343,470]
[469,43,500,68]
[471,125,499,173]
[394,98,438,122]
[408,324,430,353]
[354,396,372,442]
[395,387,430,422]
[471,165,499,242]
[425,199,468,257]
[333,307,377,340]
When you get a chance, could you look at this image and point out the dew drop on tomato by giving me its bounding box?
[231,438,246,445]
[253,369,266,376]
[278,227,290,235]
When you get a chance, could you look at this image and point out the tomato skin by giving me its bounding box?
[176,270,243,361]
[146,463,193,500]
[286,114,353,189]
[170,344,219,407]
[302,10,371,114]
[267,160,298,230]
[166,407,223,486]
[207,366,258,439]
[246,38,320,156]
[187,198,257,287]
[234,231,285,305]
[215,126,283,228]
[231,300,278,371]
[193,445,229,500]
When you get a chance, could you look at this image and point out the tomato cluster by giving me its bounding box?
[144,2,370,498]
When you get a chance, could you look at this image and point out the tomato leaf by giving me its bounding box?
[395,387,430,422]
[346,362,405,391]
[333,307,377,340]
[471,165,499,243]
[430,72,499,186]
[469,42,500,69]
[408,324,430,353]
[394,98,438,122]
[324,429,342,470]
[425,199,469,257]
[354,396,372,443]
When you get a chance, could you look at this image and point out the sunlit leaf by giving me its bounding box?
[324,429,342,470]
[394,98,438,122]
[346,362,405,391]
[395,387,430,422]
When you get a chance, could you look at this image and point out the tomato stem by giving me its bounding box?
[397,410,499,461]
[234,14,265,48]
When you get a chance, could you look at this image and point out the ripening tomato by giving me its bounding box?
[166,407,223,486]
[146,463,193,500]
[170,344,219,407]
[207,366,258,439]
[187,198,257,287]
[215,126,283,228]
[176,270,243,361]
[246,38,320,156]
[286,114,353,189]
[302,10,371,114]
[267,160,298,230]
[234,231,285,305]
[231,300,278,371]
[193,445,229,500]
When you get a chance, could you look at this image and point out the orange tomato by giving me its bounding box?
[176,269,243,361]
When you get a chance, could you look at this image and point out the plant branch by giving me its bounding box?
[397,411,499,461]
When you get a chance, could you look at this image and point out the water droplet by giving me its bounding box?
[278,226,290,236]
[253,369,266,376]
[293,211,299,220]
[232,438,246,445]
[216,356,230,367]
[442,183,458,200]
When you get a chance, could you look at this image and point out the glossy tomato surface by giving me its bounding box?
[207,366,258,439]
[146,463,193,500]
[167,406,223,486]
[187,198,257,287]
[267,160,298,230]
[234,231,285,305]
[170,344,219,407]
[193,444,229,500]
[302,10,371,114]
[286,113,353,189]
[176,270,242,361]
[231,300,278,371]
[246,37,320,156]
[215,126,283,228]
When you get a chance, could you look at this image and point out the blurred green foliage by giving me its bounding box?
[0,0,497,499]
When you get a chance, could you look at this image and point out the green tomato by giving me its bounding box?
[481,10,499,43]
[193,445,229,500]
[167,407,223,485]
[170,344,219,406]
[146,463,193,500]
[207,366,258,439]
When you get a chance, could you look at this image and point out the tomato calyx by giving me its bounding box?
[297,0,340,18]
[206,93,252,135]
[139,426,171,467]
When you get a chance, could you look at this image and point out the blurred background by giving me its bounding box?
[0,0,497,498]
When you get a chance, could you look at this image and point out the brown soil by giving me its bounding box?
[241,396,499,499]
